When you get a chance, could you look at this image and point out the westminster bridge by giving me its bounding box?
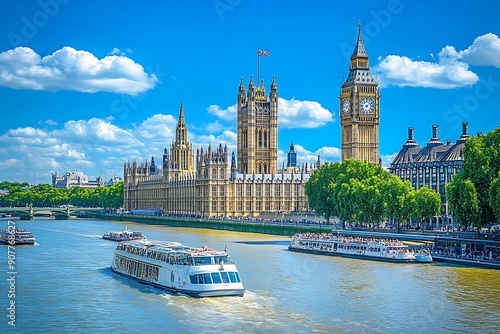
[0,206,104,220]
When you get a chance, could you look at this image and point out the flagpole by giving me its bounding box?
[257,46,260,84]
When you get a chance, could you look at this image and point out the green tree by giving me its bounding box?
[446,174,479,228]
[383,177,415,232]
[414,187,441,231]
[305,162,340,222]
[489,172,500,223]
[109,182,124,208]
[306,159,409,229]
[462,136,494,226]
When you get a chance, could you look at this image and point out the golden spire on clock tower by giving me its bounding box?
[339,21,380,165]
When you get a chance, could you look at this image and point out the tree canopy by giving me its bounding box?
[447,126,500,227]
[0,181,124,209]
[305,159,440,227]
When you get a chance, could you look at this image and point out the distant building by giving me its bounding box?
[287,142,297,168]
[52,171,104,189]
[105,176,124,186]
[389,122,470,222]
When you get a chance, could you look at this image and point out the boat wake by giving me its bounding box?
[157,290,306,332]
[77,233,102,238]
[234,240,290,246]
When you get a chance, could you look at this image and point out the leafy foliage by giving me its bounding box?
[447,126,500,226]
[489,172,500,223]
[446,174,479,228]
[0,181,124,209]
[305,159,440,226]
[413,186,442,229]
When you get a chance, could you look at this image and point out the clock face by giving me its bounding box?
[360,97,374,114]
[342,99,350,115]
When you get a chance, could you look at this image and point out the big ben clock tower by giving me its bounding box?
[340,22,380,165]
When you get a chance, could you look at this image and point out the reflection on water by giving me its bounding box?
[1,219,499,334]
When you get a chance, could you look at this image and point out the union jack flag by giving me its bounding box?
[258,50,270,56]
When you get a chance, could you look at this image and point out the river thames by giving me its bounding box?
[1,218,499,333]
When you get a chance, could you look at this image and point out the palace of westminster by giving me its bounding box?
[123,25,468,218]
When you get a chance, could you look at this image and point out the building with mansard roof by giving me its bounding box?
[389,122,470,221]
[123,77,320,217]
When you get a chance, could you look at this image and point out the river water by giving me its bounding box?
[1,218,499,334]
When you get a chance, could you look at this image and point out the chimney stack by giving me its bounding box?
[408,127,415,141]
[432,124,438,139]
[462,122,469,136]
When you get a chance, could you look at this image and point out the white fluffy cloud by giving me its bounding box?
[375,53,478,89]
[278,98,334,128]
[207,104,237,121]
[459,33,500,67]
[206,97,333,129]
[374,33,500,89]
[0,46,158,94]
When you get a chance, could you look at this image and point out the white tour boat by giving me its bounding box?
[289,233,433,263]
[0,227,36,245]
[111,239,245,297]
[102,226,145,242]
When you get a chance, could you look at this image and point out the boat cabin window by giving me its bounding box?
[193,256,213,265]
[214,255,228,264]
[189,272,241,284]
[220,272,230,283]
[199,273,212,284]
[228,271,237,283]
[176,254,189,265]
[211,272,222,283]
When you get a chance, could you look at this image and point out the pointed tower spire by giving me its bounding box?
[248,75,255,90]
[239,77,245,91]
[178,99,185,126]
[271,75,277,90]
[351,21,368,59]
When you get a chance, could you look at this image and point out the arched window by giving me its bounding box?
[212,168,217,179]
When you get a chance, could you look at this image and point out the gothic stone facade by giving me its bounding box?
[123,78,317,217]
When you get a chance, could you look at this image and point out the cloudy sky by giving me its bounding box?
[0,0,499,183]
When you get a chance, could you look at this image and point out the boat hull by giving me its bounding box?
[102,236,143,242]
[0,239,35,245]
[288,246,416,263]
[111,266,244,297]
[431,255,500,269]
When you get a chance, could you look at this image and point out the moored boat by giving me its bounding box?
[0,227,36,245]
[289,233,432,263]
[431,236,500,269]
[111,239,244,297]
[102,226,145,241]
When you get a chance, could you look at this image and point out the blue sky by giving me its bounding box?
[0,0,499,183]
